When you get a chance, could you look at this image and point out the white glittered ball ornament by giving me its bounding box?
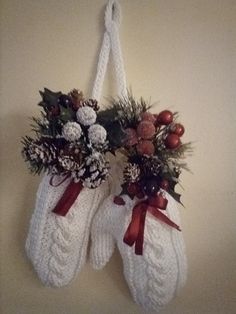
[76,106,97,126]
[62,122,82,142]
[88,124,107,145]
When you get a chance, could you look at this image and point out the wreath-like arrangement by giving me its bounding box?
[22,88,111,188]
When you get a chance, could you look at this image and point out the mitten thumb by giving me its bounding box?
[90,159,124,269]
[90,194,116,269]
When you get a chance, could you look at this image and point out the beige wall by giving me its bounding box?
[1,0,236,313]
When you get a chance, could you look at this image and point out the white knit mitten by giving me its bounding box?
[25,174,109,287]
[90,163,187,312]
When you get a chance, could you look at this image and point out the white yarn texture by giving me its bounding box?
[25,174,109,287]
[91,0,127,100]
[90,162,187,312]
[25,0,126,288]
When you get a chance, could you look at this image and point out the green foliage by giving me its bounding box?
[97,92,151,150]
[108,92,151,128]
[21,137,47,175]
[38,88,62,111]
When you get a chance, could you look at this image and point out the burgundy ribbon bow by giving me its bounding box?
[50,176,84,216]
[123,197,181,255]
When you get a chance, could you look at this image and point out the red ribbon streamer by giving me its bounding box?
[52,180,83,216]
[123,200,181,255]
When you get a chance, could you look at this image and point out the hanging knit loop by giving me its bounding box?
[105,0,121,30]
[92,0,127,102]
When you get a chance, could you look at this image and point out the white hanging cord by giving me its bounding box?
[92,0,127,101]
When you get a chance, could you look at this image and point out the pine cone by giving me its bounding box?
[82,99,100,111]
[58,155,80,172]
[124,163,141,183]
[72,152,109,188]
[25,141,57,165]
[69,89,84,110]
[141,156,162,177]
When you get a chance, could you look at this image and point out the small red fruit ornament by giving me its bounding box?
[165,133,181,149]
[137,121,156,139]
[157,110,173,125]
[137,140,155,156]
[114,196,126,205]
[142,178,160,196]
[159,179,169,190]
[125,128,138,146]
[141,112,156,124]
[127,183,139,197]
[171,123,185,137]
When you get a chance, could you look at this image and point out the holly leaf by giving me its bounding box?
[59,105,75,123]
[38,88,62,110]
[105,121,126,149]
[97,107,119,125]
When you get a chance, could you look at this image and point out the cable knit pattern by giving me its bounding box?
[25,0,127,288]
[90,163,187,312]
[25,174,109,287]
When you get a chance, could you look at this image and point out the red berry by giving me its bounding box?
[49,105,60,116]
[142,178,160,196]
[137,121,156,139]
[136,191,145,199]
[171,123,185,137]
[159,179,169,190]
[125,128,138,146]
[113,196,125,206]
[157,110,173,125]
[165,134,181,149]
[141,112,156,123]
[136,140,155,156]
[127,183,140,197]
[72,101,83,110]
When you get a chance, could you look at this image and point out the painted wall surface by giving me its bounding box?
[1,1,235,313]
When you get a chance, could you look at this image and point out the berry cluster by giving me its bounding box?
[125,109,185,155]
[105,94,191,205]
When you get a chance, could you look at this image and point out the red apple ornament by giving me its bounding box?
[137,121,156,139]
[141,112,156,124]
[157,110,173,125]
[165,134,181,149]
[137,140,155,156]
[171,123,185,137]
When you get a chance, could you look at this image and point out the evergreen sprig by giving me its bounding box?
[97,92,151,151]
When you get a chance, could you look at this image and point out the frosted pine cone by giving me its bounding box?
[62,122,82,142]
[23,142,56,164]
[124,163,141,183]
[142,156,162,177]
[58,155,79,172]
[76,106,97,126]
[82,99,99,111]
[88,124,107,146]
[73,152,109,188]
